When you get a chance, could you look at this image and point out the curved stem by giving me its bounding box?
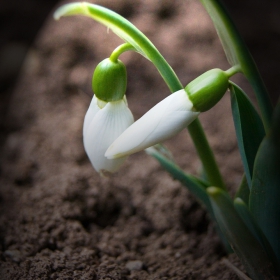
[99,7,225,189]
[55,2,225,189]
[116,26,226,189]
[225,65,242,78]
[110,43,136,62]
[110,44,225,189]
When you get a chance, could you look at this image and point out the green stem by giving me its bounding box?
[199,0,273,133]
[55,2,225,189]
[225,65,242,78]
[109,43,135,62]
[98,6,225,189]
[188,120,226,189]
[118,32,226,190]
[129,45,226,188]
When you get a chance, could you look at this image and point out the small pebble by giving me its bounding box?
[4,250,23,263]
[125,260,144,271]
[175,252,181,258]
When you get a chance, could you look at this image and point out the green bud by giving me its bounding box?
[92,58,127,102]
[185,69,229,112]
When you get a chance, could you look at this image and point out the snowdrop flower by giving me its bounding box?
[83,95,133,175]
[105,89,199,159]
[83,57,134,175]
[106,69,229,159]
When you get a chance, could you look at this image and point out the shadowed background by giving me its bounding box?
[1,0,279,148]
[0,1,279,279]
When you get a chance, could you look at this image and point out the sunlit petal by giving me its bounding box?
[83,95,101,143]
[84,98,134,174]
[106,90,199,159]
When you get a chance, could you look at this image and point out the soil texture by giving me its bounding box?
[1,0,279,279]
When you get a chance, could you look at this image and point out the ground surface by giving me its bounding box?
[0,0,279,279]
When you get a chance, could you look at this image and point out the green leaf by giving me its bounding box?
[199,0,272,132]
[146,146,210,208]
[146,146,232,252]
[234,198,279,275]
[250,99,280,266]
[208,187,276,279]
[234,175,250,205]
[229,82,265,186]
[54,2,183,93]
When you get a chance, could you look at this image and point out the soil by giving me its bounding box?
[0,0,279,279]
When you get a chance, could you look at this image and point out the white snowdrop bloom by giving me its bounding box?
[83,95,134,175]
[105,89,199,159]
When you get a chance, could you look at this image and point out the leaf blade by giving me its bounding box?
[146,146,232,252]
[208,187,276,279]
[249,99,280,266]
[234,198,279,274]
[229,82,265,186]
[146,146,210,208]
[234,175,250,205]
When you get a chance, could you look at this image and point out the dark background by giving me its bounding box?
[0,2,279,278]
[1,0,280,119]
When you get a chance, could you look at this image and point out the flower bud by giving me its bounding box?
[185,69,229,112]
[92,58,127,102]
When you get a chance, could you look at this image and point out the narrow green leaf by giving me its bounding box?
[146,146,232,252]
[146,146,210,208]
[250,99,280,266]
[234,175,250,205]
[234,198,279,275]
[208,187,276,279]
[199,0,272,132]
[229,82,265,186]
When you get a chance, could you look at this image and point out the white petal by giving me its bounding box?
[84,98,134,174]
[106,89,199,159]
[83,95,100,141]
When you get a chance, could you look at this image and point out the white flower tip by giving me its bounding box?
[105,147,124,159]
[105,89,199,159]
[53,2,89,21]
[99,169,114,177]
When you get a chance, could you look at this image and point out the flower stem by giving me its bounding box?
[225,65,242,78]
[139,49,225,189]
[188,120,226,189]
[110,43,136,62]
[55,2,225,189]
[104,12,226,189]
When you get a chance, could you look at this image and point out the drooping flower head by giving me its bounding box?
[105,89,199,159]
[83,58,134,175]
[106,69,229,159]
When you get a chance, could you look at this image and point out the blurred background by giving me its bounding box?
[1,0,280,150]
[0,2,279,278]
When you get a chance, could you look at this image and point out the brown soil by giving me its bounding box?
[0,0,279,279]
